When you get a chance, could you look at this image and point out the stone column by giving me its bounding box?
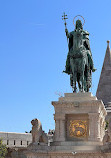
[54,114,60,141]
[88,113,101,141]
[102,119,105,139]
[88,113,95,141]
[59,119,65,141]
[54,114,65,141]
[95,114,101,141]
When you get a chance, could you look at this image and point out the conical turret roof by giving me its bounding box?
[96,41,111,105]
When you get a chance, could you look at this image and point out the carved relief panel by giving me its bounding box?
[66,114,89,141]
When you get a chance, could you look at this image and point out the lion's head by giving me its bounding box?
[31,119,38,126]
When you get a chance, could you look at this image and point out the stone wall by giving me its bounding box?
[0,132,32,148]
[25,150,111,158]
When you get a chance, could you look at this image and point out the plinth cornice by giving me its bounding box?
[52,100,103,107]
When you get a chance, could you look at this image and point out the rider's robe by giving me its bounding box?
[65,31,74,74]
[65,29,94,75]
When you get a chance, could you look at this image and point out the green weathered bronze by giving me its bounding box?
[63,15,96,92]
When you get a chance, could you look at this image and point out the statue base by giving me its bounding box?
[24,92,109,158]
[52,92,106,143]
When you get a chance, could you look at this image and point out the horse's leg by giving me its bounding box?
[72,71,77,93]
[78,82,81,91]
[77,74,81,91]
[73,81,76,93]
[73,63,77,93]
[70,58,77,93]
[80,62,85,92]
[82,61,86,92]
[70,74,73,86]
[82,71,85,92]
[70,74,76,92]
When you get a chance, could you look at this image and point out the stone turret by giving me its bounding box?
[96,41,111,107]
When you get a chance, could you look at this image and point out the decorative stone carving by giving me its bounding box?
[31,118,48,144]
[108,118,111,137]
[103,130,110,145]
[69,120,87,138]
[103,118,111,145]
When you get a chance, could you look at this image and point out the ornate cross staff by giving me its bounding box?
[62,12,68,29]
[62,12,68,42]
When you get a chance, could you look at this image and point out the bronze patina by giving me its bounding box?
[62,14,96,92]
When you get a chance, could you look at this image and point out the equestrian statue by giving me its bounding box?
[62,14,96,92]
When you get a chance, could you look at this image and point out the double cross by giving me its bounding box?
[62,12,68,29]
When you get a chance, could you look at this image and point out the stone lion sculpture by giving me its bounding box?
[31,118,48,144]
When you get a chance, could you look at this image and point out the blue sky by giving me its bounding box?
[0,0,111,133]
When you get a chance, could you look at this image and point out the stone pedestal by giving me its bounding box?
[52,92,107,143]
[24,92,109,158]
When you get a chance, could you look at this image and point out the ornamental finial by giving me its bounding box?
[107,40,110,48]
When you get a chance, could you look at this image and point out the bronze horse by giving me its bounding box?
[64,19,95,92]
